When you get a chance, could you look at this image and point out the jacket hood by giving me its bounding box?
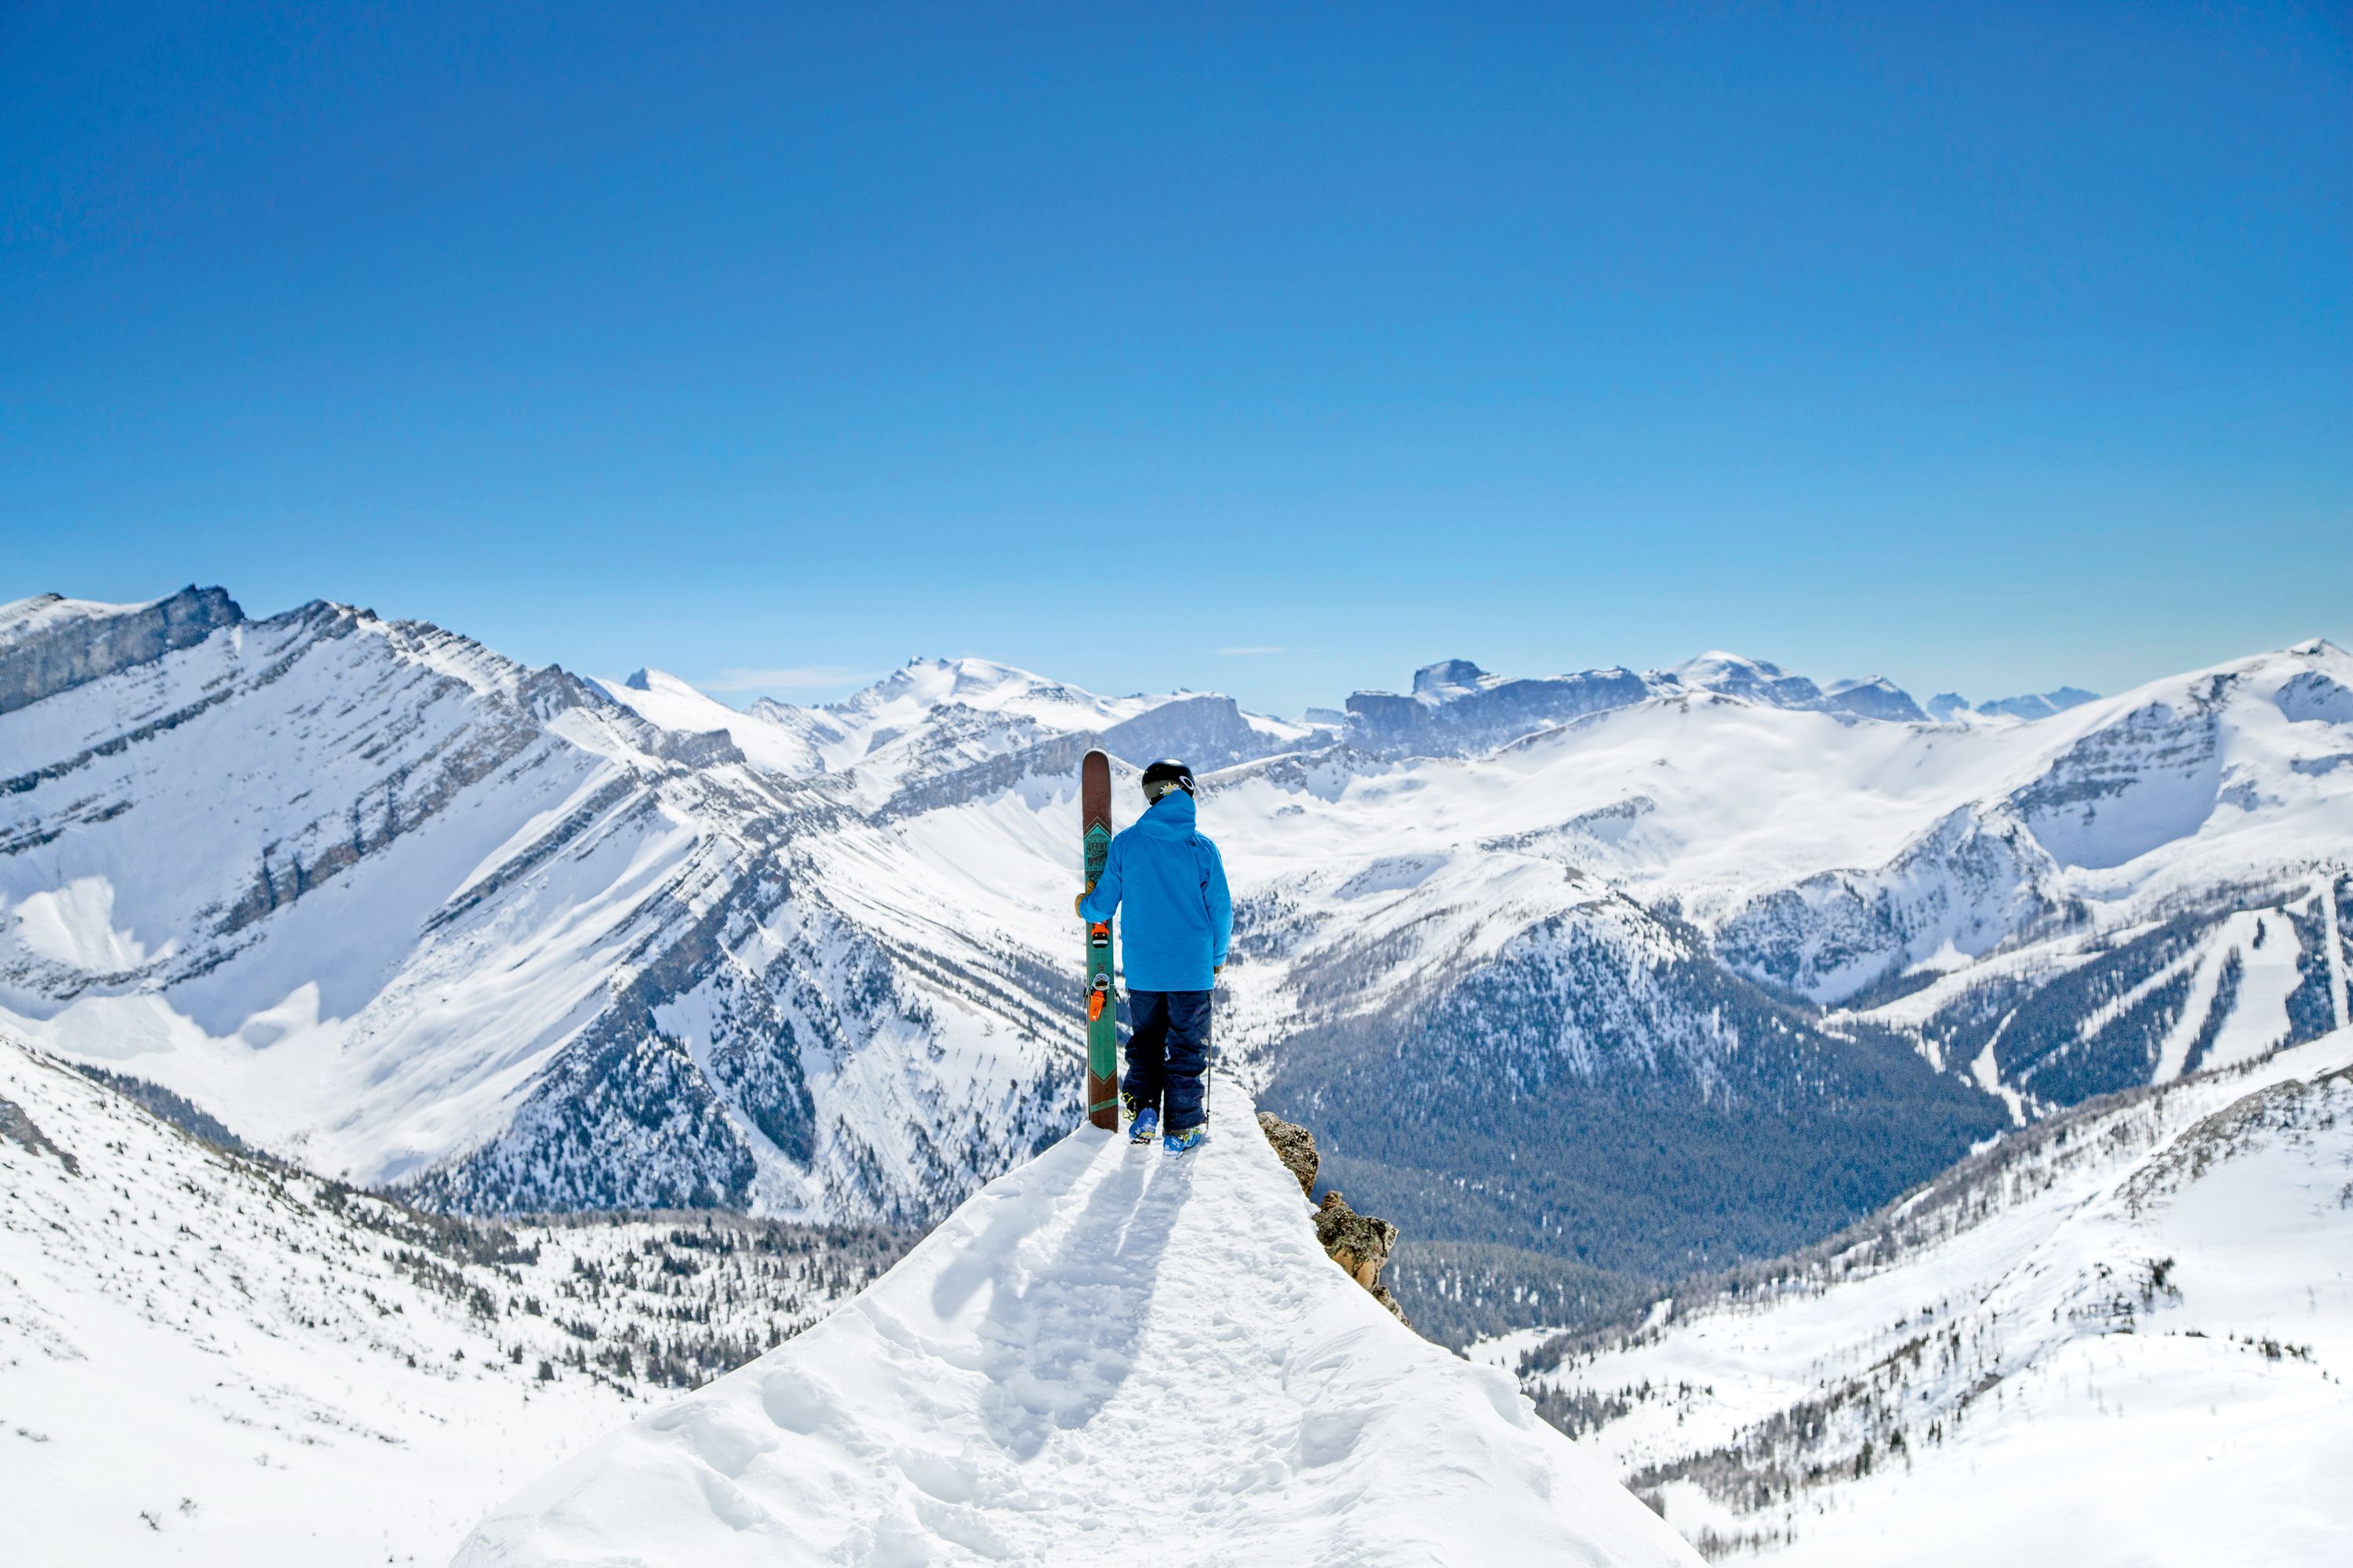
[1139,790,1197,833]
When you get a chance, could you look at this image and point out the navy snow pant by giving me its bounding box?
[1122,989,1213,1133]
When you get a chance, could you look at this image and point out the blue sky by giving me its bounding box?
[3,2,2345,716]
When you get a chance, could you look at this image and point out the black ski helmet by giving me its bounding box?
[1140,759,1195,803]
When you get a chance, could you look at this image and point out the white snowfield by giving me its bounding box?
[1494,1028,2353,1565]
[0,1031,613,1563]
[0,1031,889,1566]
[456,1094,1704,1568]
[593,667,831,777]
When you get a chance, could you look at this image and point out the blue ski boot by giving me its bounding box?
[1128,1105,1159,1144]
[1162,1123,1206,1155]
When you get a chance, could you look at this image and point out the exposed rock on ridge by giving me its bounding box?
[1259,1110,1408,1323]
[0,585,243,716]
[1315,1191,1408,1322]
[1257,1108,1319,1195]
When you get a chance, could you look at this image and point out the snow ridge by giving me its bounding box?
[458,1094,1704,1567]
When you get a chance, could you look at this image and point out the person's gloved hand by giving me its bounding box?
[1073,893,1086,919]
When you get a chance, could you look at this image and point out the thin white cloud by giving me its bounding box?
[703,664,874,693]
[1216,646,1285,657]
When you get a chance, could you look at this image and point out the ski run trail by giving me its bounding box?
[457,1090,1702,1568]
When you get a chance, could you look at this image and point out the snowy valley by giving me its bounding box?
[1488,1026,2353,1563]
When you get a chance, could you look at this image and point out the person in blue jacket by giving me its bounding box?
[1075,758,1233,1153]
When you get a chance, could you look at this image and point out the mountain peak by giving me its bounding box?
[594,668,827,775]
[1412,657,1493,700]
[1974,686,2100,722]
[1664,651,1824,711]
[1670,649,1787,681]
[0,584,245,716]
[1823,675,1930,723]
[856,655,1052,710]
[614,666,713,700]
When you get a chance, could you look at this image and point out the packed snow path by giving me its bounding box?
[457,1096,1701,1566]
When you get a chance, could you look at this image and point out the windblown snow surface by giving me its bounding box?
[456,1089,1704,1568]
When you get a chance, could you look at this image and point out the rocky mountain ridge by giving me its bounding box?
[2,587,2347,1333]
[0,591,1071,1225]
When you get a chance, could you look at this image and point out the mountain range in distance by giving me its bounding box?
[2,584,2348,1344]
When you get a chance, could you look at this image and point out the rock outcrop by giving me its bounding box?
[0,585,243,716]
[1256,1109,1319,1196]
[1258,1111,1407,1324]
[1315,1191,1407,1322]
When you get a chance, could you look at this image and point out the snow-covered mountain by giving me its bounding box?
[456,1086,1706,1568]
[7,1017,1697,1565]
[0,588,243,715]
[1953,684,2104,722]
[0,591,1078,1224]
[597,667,831,777]
[4,585,2348,1319]
[600,654,1329,809]
[1337,652,1933,756]
[1206,640,2353,1294]
[741,655,1166,806]
[0,1027,904,1565]
[1486,1024,2353,1563]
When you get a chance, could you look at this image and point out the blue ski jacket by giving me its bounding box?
[1078,788,1233,992]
